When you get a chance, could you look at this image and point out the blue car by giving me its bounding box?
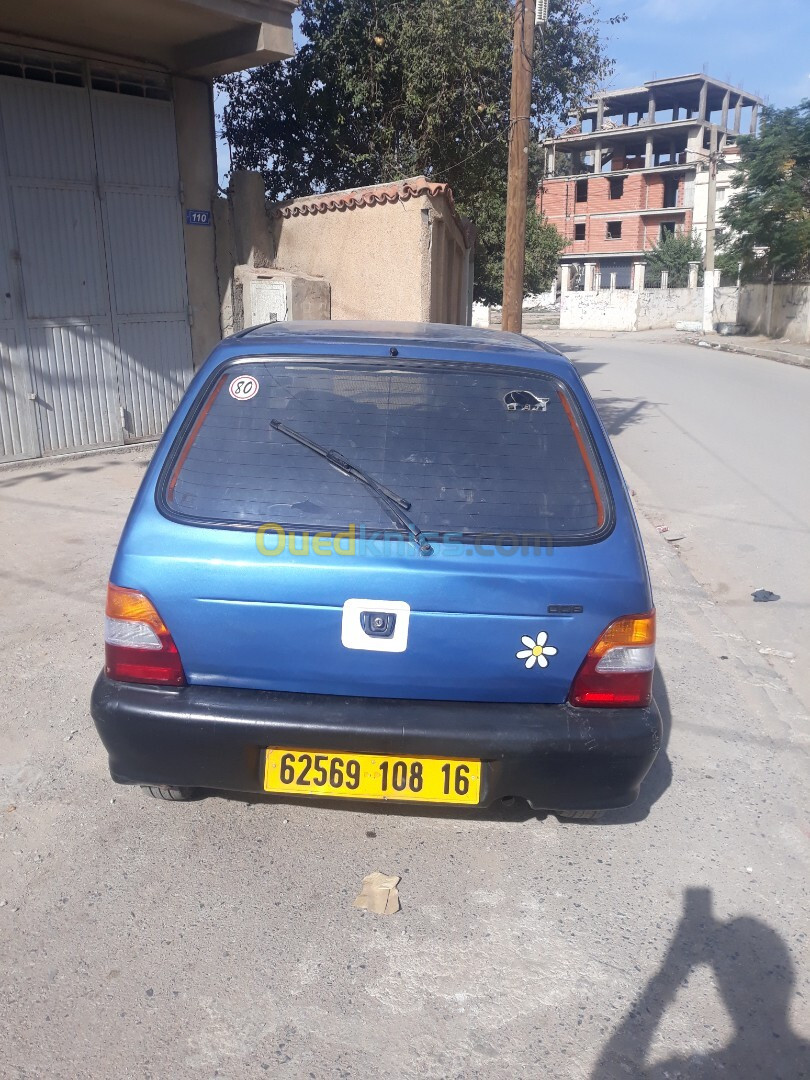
[91,322,660,817]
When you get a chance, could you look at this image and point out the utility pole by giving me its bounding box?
[701,125,719,333]
[704,124,718,273]
[501,0,537,333]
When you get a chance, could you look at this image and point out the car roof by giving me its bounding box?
[211,320,573,377]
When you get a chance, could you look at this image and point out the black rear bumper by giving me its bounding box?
[90,674,662,811]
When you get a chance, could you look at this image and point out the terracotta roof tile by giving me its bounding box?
[270,176,456,219]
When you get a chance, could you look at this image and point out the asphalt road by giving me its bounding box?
[1,400,809,1077]
[544,330,810,712]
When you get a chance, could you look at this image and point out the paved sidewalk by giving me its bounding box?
[683,331,810,369]
[525,322,810,370]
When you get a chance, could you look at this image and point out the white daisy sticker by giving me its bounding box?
[516,631,558,670]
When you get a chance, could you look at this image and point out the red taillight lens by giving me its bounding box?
[569,612,655,708]
[104,583,186,686]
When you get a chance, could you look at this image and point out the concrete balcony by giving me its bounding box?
[0,0,296,76]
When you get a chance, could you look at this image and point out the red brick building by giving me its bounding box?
[538,74,762,288]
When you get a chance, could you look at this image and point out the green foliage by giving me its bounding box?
[645,231,704,288]
[219,0,621,302]
[719,100,810,281]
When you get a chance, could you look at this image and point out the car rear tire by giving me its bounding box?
[142,785,197,802]
[555,808,605,821]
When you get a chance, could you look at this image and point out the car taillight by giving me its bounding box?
[104,583,186,686]
[568,611,655,708]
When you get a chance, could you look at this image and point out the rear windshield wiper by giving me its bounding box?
[270,419,433,556]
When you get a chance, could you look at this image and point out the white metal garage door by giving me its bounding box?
[0,50,193,461]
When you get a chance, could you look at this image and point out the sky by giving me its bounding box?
[593,0,810,106]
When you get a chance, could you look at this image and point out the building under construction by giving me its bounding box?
[539,74,764,288]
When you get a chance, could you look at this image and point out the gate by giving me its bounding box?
[0,49,193,461]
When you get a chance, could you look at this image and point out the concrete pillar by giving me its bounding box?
[212,196,236,336]
[583,262,597,292]
[594,141,603,173]
[765,274,775,337]
[547,142,556,177]
[231,170,274,269]
[645,135,654,169]
[660,270,669,291]
[702,268,721,333]
[647,93,656,123]
[609,272,617,291]
[686,127,704,163]
[688,261,700,289]
[596,98,605,129]
[733,96,742,134]
[559,264,572,293]
[698,80,708,123]
[633,261,646,291]
[173,76,222,366]
[750,103,759,134]
[721,90,731,130]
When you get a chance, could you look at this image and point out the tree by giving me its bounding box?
[218,0,623,303]
[645,230,704,288]
[718,100,810,281]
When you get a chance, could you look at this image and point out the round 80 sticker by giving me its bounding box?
[229,375,259,401]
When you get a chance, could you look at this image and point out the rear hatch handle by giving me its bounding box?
[269,419,434,556]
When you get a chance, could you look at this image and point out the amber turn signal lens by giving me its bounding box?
[588,612,655,657]
[106,583,169,632]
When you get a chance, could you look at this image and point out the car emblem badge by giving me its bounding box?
[516,632,558,670]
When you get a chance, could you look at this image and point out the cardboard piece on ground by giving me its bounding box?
[353,871,401,915]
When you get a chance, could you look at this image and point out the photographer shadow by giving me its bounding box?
[591,887,810,1079]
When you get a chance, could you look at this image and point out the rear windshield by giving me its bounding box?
[161,360,609,541]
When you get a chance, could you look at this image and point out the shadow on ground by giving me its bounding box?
[590,886,810,1079]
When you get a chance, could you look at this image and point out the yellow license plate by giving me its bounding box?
[263,748,481,805]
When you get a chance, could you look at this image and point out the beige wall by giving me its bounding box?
[428,205,472,324]
[271,189,472,324]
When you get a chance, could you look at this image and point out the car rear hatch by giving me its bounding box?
[114,356,650,705]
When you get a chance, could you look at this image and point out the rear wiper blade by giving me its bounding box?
[270,419,433,556]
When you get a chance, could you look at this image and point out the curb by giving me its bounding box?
[685,336,810,370]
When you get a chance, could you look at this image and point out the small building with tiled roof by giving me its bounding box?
[216,172,475,336]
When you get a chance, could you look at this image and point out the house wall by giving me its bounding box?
[542,172,693,258]
[271,189,471,323]
[172,75,221,364]
[272,197,425,320]
[693,155,737,256]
